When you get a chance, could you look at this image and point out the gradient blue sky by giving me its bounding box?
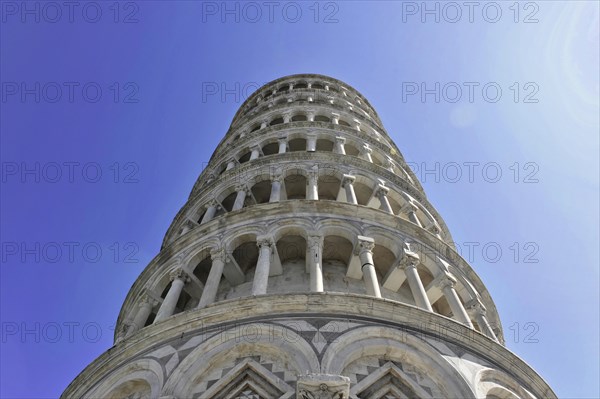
[1,1,598,398]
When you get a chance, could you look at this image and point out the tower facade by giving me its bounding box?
[62,74,555,399]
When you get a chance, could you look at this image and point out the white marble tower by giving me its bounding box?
[62,74,556,399]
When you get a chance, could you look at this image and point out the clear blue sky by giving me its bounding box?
[1,1,598,398]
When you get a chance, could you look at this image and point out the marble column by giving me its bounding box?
[385,157,395,173]
[401,202,422,227]
[127,294,157,336]
[232,185,248,211]
[225,159,236,171]
[278,136,288,154]
[360,145,373,163]
[252,236,273,295]
[269,175,283,203]
[307,133,317,152]
[307,234,324,292]
[399,244,432,311]
[342,174,358,204]
[331,113,340,125]
[358,236,381,298]
[154,268,189,323]
[197,249,227,308]
[249,145,261,161]
[334,136,346,155]
[282,112,292,123]
[468,300,498,341]
[375,184,394,214]
[200,200,220,224]
[307,170,319,200]
[438,276,474,328]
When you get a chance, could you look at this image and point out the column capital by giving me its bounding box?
[256,235,274,248]
[361,144,372,154]
[307,233,324,248]
[341,174,356,186]
[398,242,420,269]
[426,222,442,235]
[210,248,227,262]
[234,184,249,193]
[466,299,487,316]
[297,373,350,399]
[335,135,346,144]
[357,235,375,253]
[375,184,390,197]
[436,274,457,290]
[271,173,284,183]
[308,166,319,181]
[139,293,158,307]
[169,267,190,283]
[400,201,419,214]
[277,134,288,142]
[206,199,221,209]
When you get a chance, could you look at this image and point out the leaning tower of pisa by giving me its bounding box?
[62,74,556,399]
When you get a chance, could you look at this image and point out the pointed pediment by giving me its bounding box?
[350,362,432,399]
[200,358,294,399]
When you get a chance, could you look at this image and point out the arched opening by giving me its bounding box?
[220,191,237,212]
[322,235,354,292]
[371,151,384,167]
[314,115,331,123]
[294,82,308,89]
[386,195,402,215]
[192,253,212,285]
[345,143,360,156]
[270,117,284,126]
[317,175,341,201]
[338,119,351,127]
[195,208,207,224]
[262,142,279,156]
[291,114,307,122]
[238,151,251,164]
[250,124,261,133]
[316,139,334,152]
[251,180,272,204]
[312,83,324,90]
[284,174,307,199]
[373,244,395,285]
[231,237,259,277]
[353,182,373,206]
[288,138,306,152]
[276,235,306,265]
